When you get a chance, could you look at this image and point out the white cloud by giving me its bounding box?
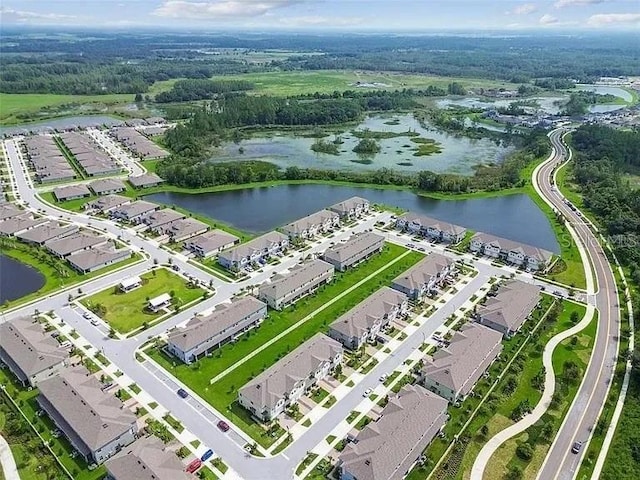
[278,15,364,27]
[539,13,559,24]
[0,7,76,21]
[153,0,302,19]
[587,13,640,26]
[508,3,538,15]
[554,0,606,8]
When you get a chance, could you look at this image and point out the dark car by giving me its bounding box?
[217,420,230,432]
[177,388,188,399]
[571,441,583,454]
[201,449,214,462]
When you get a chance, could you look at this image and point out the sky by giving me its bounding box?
[0,0,639,31]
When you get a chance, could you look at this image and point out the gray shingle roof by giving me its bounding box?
[185,229,239,253]
[112,201,158,219]
[105,436,190,480]
[476,280,541,333]
[168,296,266,352]
[67,244,130,272]
[399,212,467,237]
[128,173,164,188]
[391,253,454,292]
[239,333,342,411]
[87,194,130,212]
[37,365,137,451]
[46,232,106,257]
[16,222,78,244]
[422,323,503,398]
[282,209,339,235]
[339,384,448,480]
[53,184,92,201]
[329,196,370,215]
[258,259,334,302]
[329,287,407,339]
[219,231,288,264]
[471,232,553,263]
[89,178,126,195]
[0,204,23,221]
[322,232,384,264]
[162,217,208,239]
[0,317,68,380]
[142,208,185,229]
[0,214,47,235]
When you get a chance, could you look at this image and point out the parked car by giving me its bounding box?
[217,420,230,432]
[185,459,202,474]
[407,243,415,248]
[571,441,583,454]
[201,449,214,462]
[90,319,99,326]
[172,264,180,272]
[379,374,388,382]
[83,311,91,320]
[363,388,373,397]
[177,388,188,399]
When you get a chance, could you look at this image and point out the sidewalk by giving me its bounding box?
[0,434,20,480]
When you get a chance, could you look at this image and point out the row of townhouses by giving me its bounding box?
[470,232,553,271]
[58,131,122,177]
[395,212,467,243]
[110,127,170,160]
[53,178,127,202]
[21,136,77,183]
[0,205,130,273]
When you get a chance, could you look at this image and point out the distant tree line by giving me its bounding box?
[154,79,254,103]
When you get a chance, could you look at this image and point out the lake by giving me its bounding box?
[0,255,45,303]
[0,115,123,137]
[210,114,512,176]
[147,184,560,253]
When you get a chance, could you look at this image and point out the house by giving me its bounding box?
[0,214,48,237]
[238,333,343,422]
[475,280,542,338]
[147,293,171,312]
[16,222,78,246]
[469,232,553,271]
[45,232,107,258]
[328,287,409,350]
[218,231,289,272]
[391,254,455,300]
[338,384,448,480]
[0,204,23,221]
[111,128,169,160]
[395,212,467,244]
[128,173,164,189]
[0,316,69,387]
[52,184,92,202]
[37,365,138,464]
[322,232,384,271]
[67,244,131,274]
[281,209,340,240]
[257,260,334,310]
[420,323,503,403]
[329,196,370,220]
[167,297,267,364]
[119,276,142,293]
[161,217,209,242]
[110,201,159,223]
[85,194,131,214]
[183,229,239,258]
[90,178,127,196]
[141,208,185,231]
[105,436,190,480]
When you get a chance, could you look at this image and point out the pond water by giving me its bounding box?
[147,184,559,253]
[575,84,633,102]
[210,114,512,176]
[0,255,45,303]
[0,115,123,136]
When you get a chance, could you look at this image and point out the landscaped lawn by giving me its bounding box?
[81,268,204,333]
[148,243,424,446]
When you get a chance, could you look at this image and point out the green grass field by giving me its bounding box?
[81,268,204,333]
[148,243,423,446]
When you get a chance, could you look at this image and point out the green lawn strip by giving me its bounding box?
[52,136,87,180]
[485,314,597,480]
[162,414,184,433]
[407,297,585,480]
[0,237,141,311]
[272,434,293,455]
[211,457,228,474]
[81,268,204,333]
[39,191,97,212]
[310,387,329,404]
[0,368,106,480]
[149,246,423,446]
[196,466,219,480]
[296,453,319,476]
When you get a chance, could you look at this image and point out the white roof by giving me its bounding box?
[120,276,142,289]
[148,293,171,307]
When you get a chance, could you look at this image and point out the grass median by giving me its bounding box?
[81,268,204,333]
[147,243,424,446]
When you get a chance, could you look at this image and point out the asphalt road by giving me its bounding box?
[535,129,620,480]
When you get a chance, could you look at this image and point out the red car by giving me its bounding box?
[185,459,202,473]
[217,420,230,432]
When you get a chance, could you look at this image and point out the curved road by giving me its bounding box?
[535,129,620,480]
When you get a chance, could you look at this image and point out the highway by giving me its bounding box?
[535,129,620,480]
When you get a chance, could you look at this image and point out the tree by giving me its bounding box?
[134,93,143,102]
[516,442,534,460]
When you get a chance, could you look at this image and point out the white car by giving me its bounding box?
[379,374,388,382]
[363,388,373,397]
[91,319,99,326]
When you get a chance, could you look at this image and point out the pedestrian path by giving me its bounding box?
[0,434,20,480]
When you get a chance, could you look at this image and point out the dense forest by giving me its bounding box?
[154,79,254,103]
[571,125,640,283]
[1,29,638,95]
